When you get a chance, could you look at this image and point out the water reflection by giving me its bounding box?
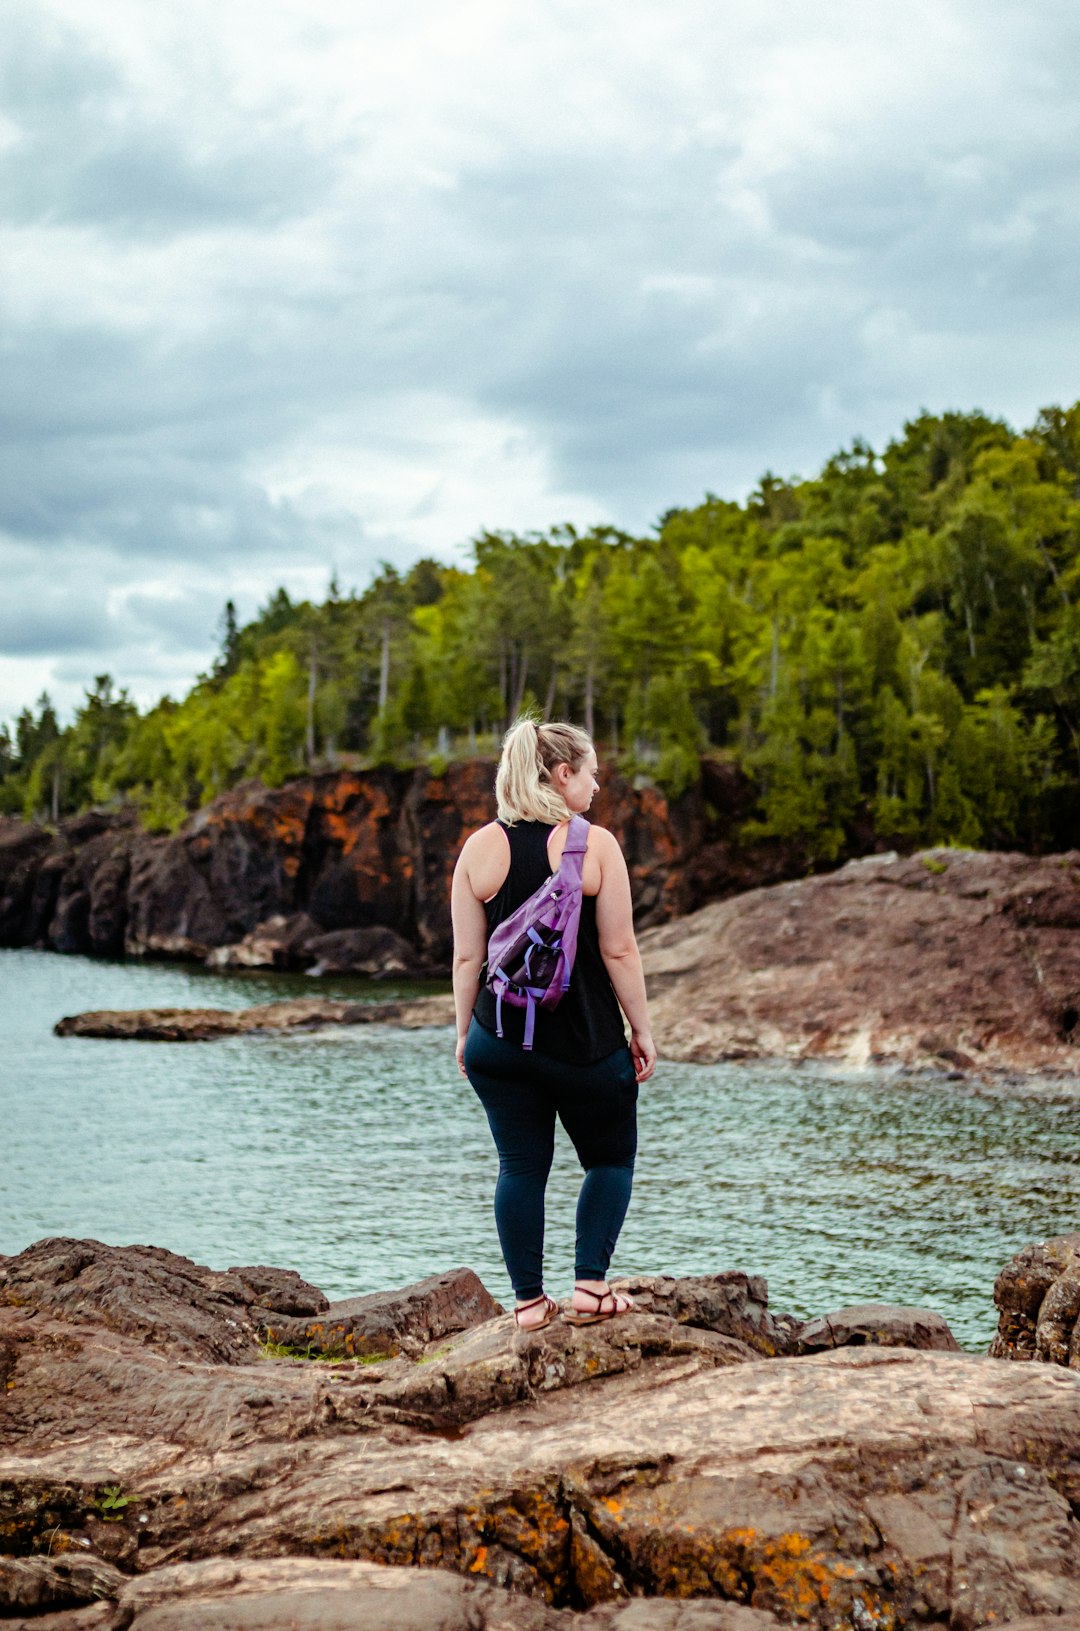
[3,948,1078,1352]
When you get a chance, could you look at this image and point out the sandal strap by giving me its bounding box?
[574,1285,613,1311]
[573,1286,632,1315]
[514,1294,552,1324]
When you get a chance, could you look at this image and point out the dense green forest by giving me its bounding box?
[4,404,1080,860]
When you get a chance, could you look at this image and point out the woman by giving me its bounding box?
[451,717,656,1332]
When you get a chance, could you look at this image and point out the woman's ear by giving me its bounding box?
[553,761,571,788]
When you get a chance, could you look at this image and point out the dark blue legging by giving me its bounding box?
[463,1017,638,1301]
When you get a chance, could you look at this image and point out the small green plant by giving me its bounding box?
[415,1344,454,1366]
[920,855,948,875]
[258,1338,390,1365]
[259,1337,315,1359]
[95,1486,130,1521]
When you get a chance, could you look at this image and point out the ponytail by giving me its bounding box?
[495,715,593,825]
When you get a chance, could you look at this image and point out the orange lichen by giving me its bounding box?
[755,1531,834,1611]
[321,808,363,856]
[469,1545,489,1573]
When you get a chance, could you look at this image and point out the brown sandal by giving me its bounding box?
[513,1293,559,1331]
[563,1286,634,1327]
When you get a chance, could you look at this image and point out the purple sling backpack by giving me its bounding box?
[484,815,590,1050]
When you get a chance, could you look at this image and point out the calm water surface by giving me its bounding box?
[3,947,1078,1351]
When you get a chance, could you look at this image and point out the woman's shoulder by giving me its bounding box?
[457,821,512,902]
[583,821,620,853]
[460,820,511,856]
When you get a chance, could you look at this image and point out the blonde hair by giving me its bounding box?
[495,716,593,826]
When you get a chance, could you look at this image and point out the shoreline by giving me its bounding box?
[47,981,1080,1085]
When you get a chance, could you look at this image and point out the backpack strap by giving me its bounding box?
[493,976,505,1038]
[559,814,589,857]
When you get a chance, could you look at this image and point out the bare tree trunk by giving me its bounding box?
[51,758,60,824]
[584,669,595,739]
[543,665,557,720]
[1037,542,1068,604]
[498,650,508,725]
[510,651,530,720]
[964,602,976,660]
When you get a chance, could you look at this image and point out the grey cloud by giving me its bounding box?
[4,0,1080,725]
[427,110,1080,505]
[0,12,340,234]
[118,587,228,651]
[0,586,113,657]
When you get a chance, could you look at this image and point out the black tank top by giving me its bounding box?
[472,821,627,1063]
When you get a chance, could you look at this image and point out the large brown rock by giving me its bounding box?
[990,1232,1080,1363]
[262,1268,504,1360]
[610,1272,800,1357]
[0,1553,125,1619]
[797,1302,961,1353]
[3,1555,786,1630]
[5,1240,1080,1627]
[45,813,139,959]
[0,1238,264,1365]
[642,847,1080,1073]
[0,817,57,944]
[204,914,436,977]
[202,911,321,969]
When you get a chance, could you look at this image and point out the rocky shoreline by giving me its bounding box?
[0,760,766,977]
[47,845,1080,1077]
[640,845,1080,1075]
[3,1233,1080,1628]
[3,759,1078,1074]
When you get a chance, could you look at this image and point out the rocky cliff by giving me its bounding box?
[3,1236,1080,1630]
[0,759,771,975]
[47,844,1080,1078]
[641,845,1080,1074]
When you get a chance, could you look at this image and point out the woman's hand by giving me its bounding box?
[630,1027,656,1082]
[455,1032,469,1077]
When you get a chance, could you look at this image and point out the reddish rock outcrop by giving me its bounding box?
[0,760,716,973]
[641,846,1080,1073]
[46,842,1080,1075]
[8,1236,1080,1629]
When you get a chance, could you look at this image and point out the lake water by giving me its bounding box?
[2,946,1079,1352]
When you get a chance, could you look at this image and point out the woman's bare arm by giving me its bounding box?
[592,828,656,1082]
[450,835,490,1076]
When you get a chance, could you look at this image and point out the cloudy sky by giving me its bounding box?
[3,0,1078,727]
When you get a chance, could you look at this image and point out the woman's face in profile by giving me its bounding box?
[561,752,599,814]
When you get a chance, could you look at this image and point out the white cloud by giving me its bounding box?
[3,0,1080,724]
